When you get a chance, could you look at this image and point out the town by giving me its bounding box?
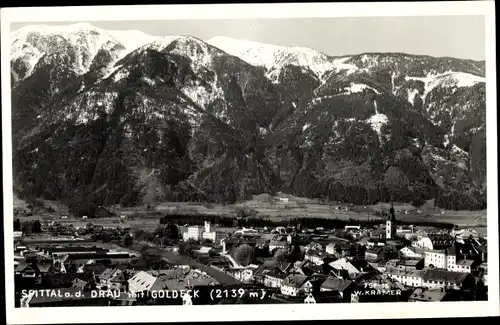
[13,202,488,307]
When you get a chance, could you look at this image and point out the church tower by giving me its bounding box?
[386,201,397,239]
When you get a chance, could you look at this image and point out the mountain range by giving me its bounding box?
[10,23,487,216]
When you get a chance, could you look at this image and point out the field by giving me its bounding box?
[13,193,488,230]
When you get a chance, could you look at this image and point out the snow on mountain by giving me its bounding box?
[405,71,485,103]
[141,36,225,73]
[366,113,388,142]
[406,89,420,104]
[348,83,380,94]
[11,23,158,78]
[206,36,358,82]
[365,100,388,142]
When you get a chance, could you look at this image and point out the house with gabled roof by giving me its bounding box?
[98,268,122,288]
[185,269,219,287]
[408,288,453,302]
[128,271,166,293]
[280,274,309,297]
[263,269,288,288]
[319,276,355,302]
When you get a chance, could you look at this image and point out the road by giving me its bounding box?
[121,241,242,286]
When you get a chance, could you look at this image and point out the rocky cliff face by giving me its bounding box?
[10,24,487,213]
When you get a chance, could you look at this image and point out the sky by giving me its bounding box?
[11,16,486,61]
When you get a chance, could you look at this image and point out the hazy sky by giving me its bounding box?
[11,16,486,61]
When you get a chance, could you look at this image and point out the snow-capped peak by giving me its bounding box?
[11,23,159,79]
[405,71,485,103]
[206,36,357,82]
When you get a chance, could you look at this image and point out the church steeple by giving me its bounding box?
[386,201,396,239]
[389,201,396,222]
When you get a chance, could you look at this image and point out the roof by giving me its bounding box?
[422,269,470,284]
[306,250,323,258]
[456,259,474,266]
[128,271,163,292]
[72,278,88,288]
[329,258,365,274]
[320,277,353,292]
[366,247,384,255]
[151,268,188,280]
[265,269,289,280]
[100,268,119,281]
[409,288,448,302]
[184,270,219,286]
[110,272,126,283]
[400,259,422,266]
[84,263,108,275]
[282,274,309,288]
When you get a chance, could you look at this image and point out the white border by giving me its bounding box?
[2,2,498,324]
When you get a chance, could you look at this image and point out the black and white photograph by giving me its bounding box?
[2,2,498,323]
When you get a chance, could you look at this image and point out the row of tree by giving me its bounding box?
[156,213,454,230]
[14,219,42,235]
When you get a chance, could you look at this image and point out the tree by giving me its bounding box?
[164,223,179,241]
[21,222,32,235]
[122,234,134,247]
[14,219,21,231]
[232,244,255,267]
[32,220,42,233]
[101,231,113,243]
[383,166,410,200]
[178,242,194,256]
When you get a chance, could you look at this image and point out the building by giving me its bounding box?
[280,274,309,297]
[386,202,397,239]
[424,249,448,269]
[99,268,122,288]
[396,225,414,236]
[365,238,386,248]
[448,259,475,274]
[398,258,424,271]
[269,240,288,254]
[325,243,337,255]
[319,277,355,301]
[128,271,166,293]
[412,237,434,250]
[365,247,385,261]
[421,269,474,291]
[229,264,259,283]
[408,288,452,302]
[304,250,324,265]
[263,270,287,288]
[183,226,204,242]
[304,242,323,253]
[202,230,226,243]
[329,258,369,278]
[399,246,425,259]
[234,227,259,236]
[385,268,424,287]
